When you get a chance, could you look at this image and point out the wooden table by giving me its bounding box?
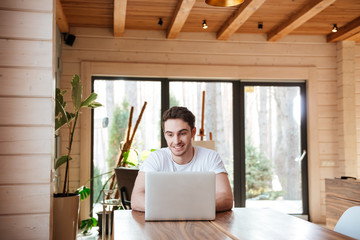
[113,208,353,240]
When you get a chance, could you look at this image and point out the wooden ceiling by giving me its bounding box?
[56,0,360,42]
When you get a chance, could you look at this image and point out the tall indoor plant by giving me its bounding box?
[54,74,102,240]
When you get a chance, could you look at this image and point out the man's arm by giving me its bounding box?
[215,172,233,212]
[130,171,146,212]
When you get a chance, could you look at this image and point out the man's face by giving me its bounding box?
[164,119,196,158]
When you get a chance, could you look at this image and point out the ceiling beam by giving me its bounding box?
[114,0,128,37]
[267,0,336,42]
[217,0,266,40]
[167,0,196,39]
[327,17,360,42]
[56,0,69,33]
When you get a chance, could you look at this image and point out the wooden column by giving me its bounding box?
[336,41,358,178]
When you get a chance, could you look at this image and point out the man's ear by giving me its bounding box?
[191,127,197,138]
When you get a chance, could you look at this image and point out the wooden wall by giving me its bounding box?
[59,27,360,223]
[0,0,54,239]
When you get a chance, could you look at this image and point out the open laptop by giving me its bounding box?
[145,171,216,221]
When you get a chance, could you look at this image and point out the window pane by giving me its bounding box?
[244,85,303,214]
[92,79,161,215]
[169,81,234,188]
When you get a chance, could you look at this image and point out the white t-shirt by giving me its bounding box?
[140,146,227,174]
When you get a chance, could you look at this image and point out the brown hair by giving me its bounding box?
[162,106,195,130]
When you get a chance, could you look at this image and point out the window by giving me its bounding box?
[169,80,234,187]
[92,77,161,215]
[239,82,308,216]
[91,78,308,216]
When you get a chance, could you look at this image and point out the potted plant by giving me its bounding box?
[54,74,102,240]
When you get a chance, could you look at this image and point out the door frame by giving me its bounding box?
[235,81,309,216]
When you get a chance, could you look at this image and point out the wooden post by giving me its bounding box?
[198,91,205,140]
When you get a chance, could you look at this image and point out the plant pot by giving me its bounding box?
[53,193,80,240]
[96,211,113,235]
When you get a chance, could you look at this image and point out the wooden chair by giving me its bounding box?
[114,167,139,209]
[334,206,360,239]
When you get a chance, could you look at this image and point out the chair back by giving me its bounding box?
[334,206,360,239]
[114,167,139,210]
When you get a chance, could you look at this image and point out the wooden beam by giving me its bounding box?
[167,0,196,39]
[56,0,69,33]
[267,0,336,42]
[113,0,127,37]
[217,0,266,40]
[327,17,360,42]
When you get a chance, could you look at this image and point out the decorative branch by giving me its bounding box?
[106,101,147,199]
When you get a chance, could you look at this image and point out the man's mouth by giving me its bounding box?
[173,145,184,150]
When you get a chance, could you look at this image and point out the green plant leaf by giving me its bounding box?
[76,186,91,200]
[71,74,82,111]
[123,160,136,167]
[81,92,98,107]
[88,101,103,108]
[80,217,98,234]
[123,150,130,161]
[55,155,72,170]
[55,89,69,131]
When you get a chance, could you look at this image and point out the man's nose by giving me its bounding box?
[174,135,181,144]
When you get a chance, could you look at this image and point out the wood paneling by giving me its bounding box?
[0,39,52,68]
[0,185,50,214]
[0,214,50,240]
[0,0,52,11]
[0,2,53,239]
[0,155,51,184]
[0,98,53,125]
[0,127,53,155]
[0,10,52,39]
[0,68,53,97]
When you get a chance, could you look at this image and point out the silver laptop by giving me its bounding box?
[145,171,216,221]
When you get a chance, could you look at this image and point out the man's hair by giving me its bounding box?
[162,106,195,130]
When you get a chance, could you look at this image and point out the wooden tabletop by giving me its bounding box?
[113,208,353,240]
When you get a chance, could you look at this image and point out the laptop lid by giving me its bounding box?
[145,171,216,221]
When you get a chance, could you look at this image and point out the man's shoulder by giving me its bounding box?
[195,146,217,154]
[148,147,171,159]
[153,147,170,155]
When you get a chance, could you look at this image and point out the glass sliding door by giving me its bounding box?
[92,78,161,216]
[169,81,234,188]
[242,83,308,215]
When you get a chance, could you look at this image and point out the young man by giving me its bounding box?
[131,106,233,212]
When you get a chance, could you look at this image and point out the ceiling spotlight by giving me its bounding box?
[158,18,163,27]
[332,24,338,33]
[205,0,244,7]
[202,20,208,29]
[258,22,263,30]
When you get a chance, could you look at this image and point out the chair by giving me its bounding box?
[334,206,360,239]
[114,167,139,210]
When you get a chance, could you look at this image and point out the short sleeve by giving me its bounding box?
[139,151,159,172]
[210,152,227,174]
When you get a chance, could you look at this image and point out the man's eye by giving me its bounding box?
[180,132,187,136]
[167,133,173,137]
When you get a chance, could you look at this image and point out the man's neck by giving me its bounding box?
[172,146,194,165]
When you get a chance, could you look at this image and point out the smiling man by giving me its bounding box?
[131,106,233,212]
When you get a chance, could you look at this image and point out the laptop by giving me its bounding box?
[145,171,216,221]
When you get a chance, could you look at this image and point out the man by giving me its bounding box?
[131,106,233,212]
